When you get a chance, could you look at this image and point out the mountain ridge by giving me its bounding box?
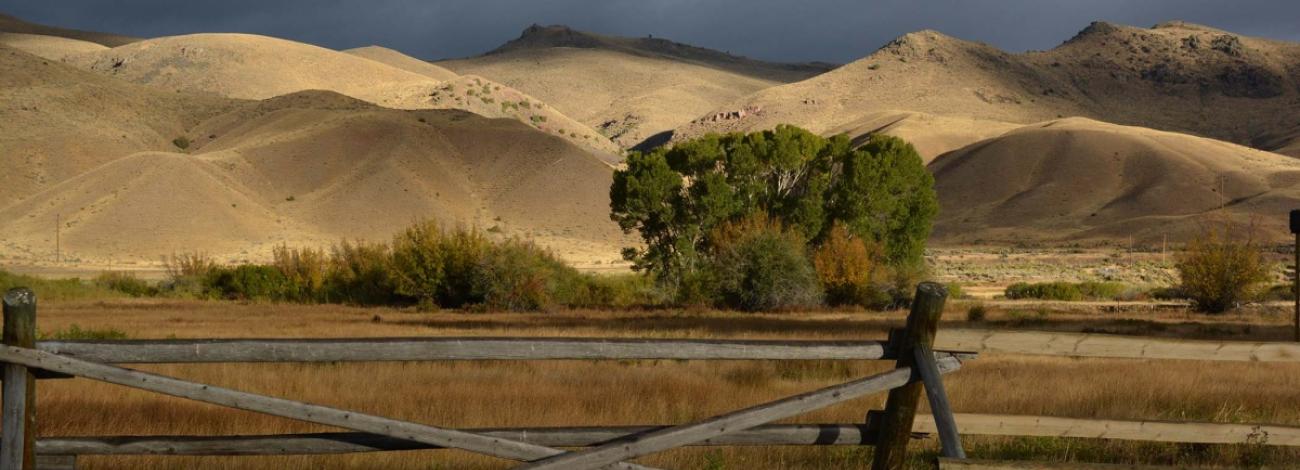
[672,20,1300,157]
[0,13,138,46]
[485,23,837,79]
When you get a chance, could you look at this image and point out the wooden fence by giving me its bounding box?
[0,282,973,470]
[6,284,1300,469]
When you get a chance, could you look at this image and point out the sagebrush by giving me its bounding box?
[1176,225,1271,313]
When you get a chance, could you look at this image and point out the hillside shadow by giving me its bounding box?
[631,130,674,153]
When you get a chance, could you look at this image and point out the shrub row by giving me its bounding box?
[9,216,936,313]
[160,222,659,311]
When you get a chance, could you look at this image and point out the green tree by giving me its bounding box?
[610,125,936,288]
[829,135,938,266]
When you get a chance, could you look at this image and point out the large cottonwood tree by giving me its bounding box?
[610,125,936,286]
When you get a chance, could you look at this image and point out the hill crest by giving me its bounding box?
[485,23,836,75]
[0,12,137,46]
[674,19,1300,157]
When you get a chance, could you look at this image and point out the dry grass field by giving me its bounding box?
[27,299,1300,469]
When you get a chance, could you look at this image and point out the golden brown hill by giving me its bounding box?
[0,45,232,208]
[439,25,832,149]
[825,111,1021,163]
[0,32,106,60]
[929,118,1300,244]
[0,12,137,46]
[0,91,630,264]
[64,33,439,104]
[343,45,621,156]
[676,21,1300,158]
[0,151,312,260]
[65,33,619,155]
[485,24,833,80]
[424,75,623,158]
[343,45,460,81]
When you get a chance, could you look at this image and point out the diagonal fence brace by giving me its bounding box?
[914,343,965,458]
[0,345,659,470]
[515,355,963,470]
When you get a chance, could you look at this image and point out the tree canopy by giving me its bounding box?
[610,125,936,286]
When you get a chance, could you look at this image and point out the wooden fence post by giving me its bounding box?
[871,282,947,470]
[3,287,37,469]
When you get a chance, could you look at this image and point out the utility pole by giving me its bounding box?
[1220,176,1227,211]
[1128,235,1134,267]
[55,213,60,264]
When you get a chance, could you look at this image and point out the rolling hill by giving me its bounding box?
[344,45,460,81]
[439,24,833,148]
[0,45,233,209]
[0,12,138,47]
[929,118,1300,243]
[63,33,442,104]
[824,111,1022,163]
[62,33,620,155]
[675,21,1300,161]
[5,10,1299,263]
[0,32,107,60]
[0,90,630,264]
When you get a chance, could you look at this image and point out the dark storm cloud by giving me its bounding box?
[7,0,1299,63]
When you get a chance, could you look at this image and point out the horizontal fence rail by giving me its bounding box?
[917,413,1300,447]
[36,337,901,363]
[40,411,1300,458]
[35,425,882,456]
[32,330,1298,365]
[936,329,1300,362]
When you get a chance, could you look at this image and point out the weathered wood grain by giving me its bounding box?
[36,424,879,455]
[3,288,37,470]
[0,345,656,470]
[37,412,1300,458]
[936,329,1300,362]
[42,329,1291,364]
[873,282,948,470]
[518,356,962,470]
[918,413,1300,447]
[36,337,890,363]
[914,343,964,458]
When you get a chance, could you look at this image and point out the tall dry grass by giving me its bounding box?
[26,301,1300,469]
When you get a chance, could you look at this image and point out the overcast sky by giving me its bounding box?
[8,0,1300,63]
